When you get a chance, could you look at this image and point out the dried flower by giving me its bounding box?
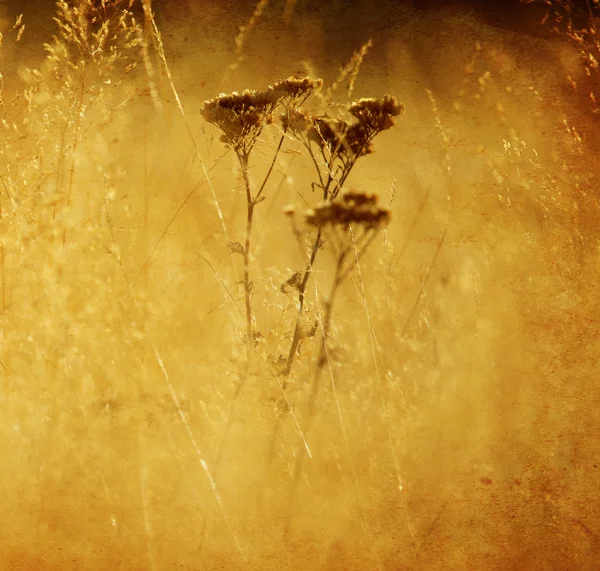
[342,190,378,207]
[348,95,405,132]
[313,117,348,153]
[200,89,281,154]
[282,96,404,169]
[269,76,323,106]
[281,109,315,138]
[282,112,372,159]
[343,123,374,156]
[305,190,390,229]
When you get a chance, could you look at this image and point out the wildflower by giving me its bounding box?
[342,189,378,207]
[344,123,374,157]
[282,112,371,160]
[200,89,280,154]
[269,76,323,107]
[282,96,404,169]
[348,95,405,131]
[305,190,390,230]
[281,109,315,138]
[313,116,349,153]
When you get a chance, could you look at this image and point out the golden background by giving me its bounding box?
[0,0,598,569]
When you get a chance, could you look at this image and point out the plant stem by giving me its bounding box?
[309,247,346,411]
[254,129,287,203]
[282,227,322,383]
[287,245,346,518]
[280,173,336,382]
[237,134,286,363]
[281,173,340,381]
[281,110,382,377]
[238,151,254,362]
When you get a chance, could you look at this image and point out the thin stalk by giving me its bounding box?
[400,227,447,339]
[54,121,68,225]
[286,244,347,519]
[281,150,361,380]
[352,224,404,504]
[281,172,335,381]
[215,126,291,480]
[282,227,322,382]
[311,249,345,407]
[62,63,87,246]
[268,225,326,470]
[147,10,238,281]
[238,150,254,362]
[254,126,288,203]
[236,132,287,363]
[143,126,149,290]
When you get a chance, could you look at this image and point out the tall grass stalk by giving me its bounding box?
[143,4,239,287]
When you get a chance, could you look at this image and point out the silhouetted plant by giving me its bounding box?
[201,89,281,360]
[200,78,323,362]
[286,190,391,513]
[201,85,402,369]
[280,96,404,381]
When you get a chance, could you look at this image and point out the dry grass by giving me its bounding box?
[0,0,599,569]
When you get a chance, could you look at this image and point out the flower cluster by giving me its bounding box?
[315,117,374,157]
[281,109,318,140]
[348,95,405,131]
[200,89,280,154]
[282,111,368,158]
[200,77,324,155]
[269,76,323,107]
[305,190,390,229]
[282,95,405,166]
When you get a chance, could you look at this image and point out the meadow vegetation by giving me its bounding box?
[0,0,599,569]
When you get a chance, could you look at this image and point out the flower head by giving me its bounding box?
[200,89,281,154]
[348,95,405,131]
[281,109,315,137]
[282,112,372,160]
[313,117,349,152]
[282,96,404,165]
[269,76,323,106]
[305,190,390,230]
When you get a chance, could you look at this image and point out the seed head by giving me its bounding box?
[313,117,348,151]
[269,76,323,105]
[282,104,397,161]
[342,190,379,207]
[281,109,314,136]
[344,123,374,156]
[348,95,405,131]
[305,190,390,230]
[200,89,280,153]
